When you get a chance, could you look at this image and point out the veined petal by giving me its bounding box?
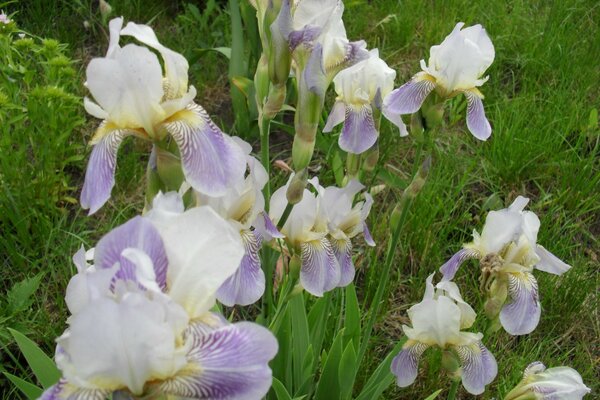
[39,379,110,400]
[535,245,571,275]
[454,340,497,395]
[333,238,354,287]
[500,272,541,335]
[94,216,168,290]
[383,74,436,115]
[390,340,429,388]
[464,89,491,140]
[300,238,340,297]
[303,43,328,100]
[164,103,246,197]
[253,211,285,241]
[323,101,346,132]
[217,231,265,307]
[339,104,378,154]
[160,321,278,400]
[80,127,131,215]
[440,248,481,281]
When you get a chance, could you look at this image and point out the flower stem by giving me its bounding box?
[259,112,274,321]
[447,379,460,400]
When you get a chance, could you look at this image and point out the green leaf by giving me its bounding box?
[314,329,345,399]
[355,338,406,400]
[6,273,44,314]
[8,328,60,388]
[343,284,360,350]
[307,294,330,362]
[290,294,310,393]
[271,377,293,400]
[376,168,407,189]
[589,108,598,129]
[424,389,443,400]
[338,342,358,399]
[332,151,344,187]
[3,372,43,399]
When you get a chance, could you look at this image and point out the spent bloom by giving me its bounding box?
[384,22,495,140]
[40,194,277,399]
[195,138,283,307]
[391,274,497,395]
[440,196,571,335]
[81,17,245,214]
[324,49,407,154]
[270,176,374,296]
[504,362,591,400]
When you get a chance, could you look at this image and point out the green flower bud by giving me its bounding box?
[286,168,308,204]
[254,54,270,109]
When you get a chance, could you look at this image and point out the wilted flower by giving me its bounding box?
[40,194,277,399]
[324,49,406,154]
[504,362,591,400]
[81,17,245,214]
[440,196,571,335]
[391,274,497,395]
[195,138,283,306]
[384,22,495,140]
[270,176,373,296]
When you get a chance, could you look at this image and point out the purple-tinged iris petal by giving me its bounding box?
[440,248,481,281]
[254,212,285,241]
[339,104,378,154]
[323,101,346,133]
[363,223,376,247]
[333,238,354,287]
[289,26,322,52]
[454,341,497,395]
[303,43,328,99]
[39,379,110,400]
[217,230,265,307]
[300,237,340,297]
[80,127,131,215]
[390,341,429,388]
[383,76,436,116]
[164,103,246,197]
[464,90,492,141]
[160,321,278,400]
[535,245,571,275]
[94,216,168,290]
[500,272,541,335]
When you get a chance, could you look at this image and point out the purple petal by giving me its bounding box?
[288,26,321,51]
[80,128,130,215]
[383,76,435,116]
[160,321,278,399]
[454,341,498,395]
[363,223,376,247]
[339,104,378,154]
[535,245,571,275]
[390,341,429,388]
[464,90,492,141]
[165,103,246,197]
[217,231,265,307]
[253,212,284,240]
[39,379,110,400]
[303,43,328,99]
[440,249,480,281]
[300,237,340,297]
[333,239,354,287]
[500,272,541,335]
[323,101,346,132]
[94,216,168,290]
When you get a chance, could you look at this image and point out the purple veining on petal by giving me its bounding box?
[455,341,498,395]
[94,216,168,290]
[345,40,369,66]
[363,223,376,247]
[217,231,265,307]
[160,321,278,400]
[80,128,130,215]
[464,90,492,141]
[383,77,435,116]
[500,272,541,335]
[300,237,340,297]
[165,103,246,197]
[289,26,322,52]
[339,104,378,154]
[391,341,429,388]
[254,212,285,240]
[440,248,480,281]
[333,239,354,287]
[39,379,110,400]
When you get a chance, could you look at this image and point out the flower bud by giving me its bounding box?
[286,169,308,204]
[363,144,380,172]
[289,255,301,279]
[404,156,431,200]
[484,278,508,320]
[264,83,286,119]
[410,112,424,137]
[346,153,361,178]
[254,54,270,109]
[292,89,323,169]
[441,350,461,378]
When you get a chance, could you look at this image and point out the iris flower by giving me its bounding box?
[383,22,495,140]
[505,362,591,400]
[81,17,245,214]
[440,196,571,335]
[40,194,277,399]
[391,274,497,395]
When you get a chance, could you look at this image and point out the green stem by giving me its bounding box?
[259,113,274,321]
[276,202,294,230]
[447,380,460,400]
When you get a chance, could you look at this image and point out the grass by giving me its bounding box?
[1,0,598,399]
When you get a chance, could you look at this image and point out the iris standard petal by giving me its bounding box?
[499,272,541,335]
[39,379,109,400]
[383,75,436,116]
[160,321,278,400]
[80,127,131,215]
[339,104,378,154]
[464,89,492,140]
[164,103,246,197]
[535,245,571,275]
[217,231,265,307]
[390,341,429,388]
[300,237,340,297]
[253,212,285,241]
[323,101,346,132]
[333,238,354,287]
[439,248,480,281]
[455,340,497,395]
[94,216,168,290]
[363,223,376,247]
